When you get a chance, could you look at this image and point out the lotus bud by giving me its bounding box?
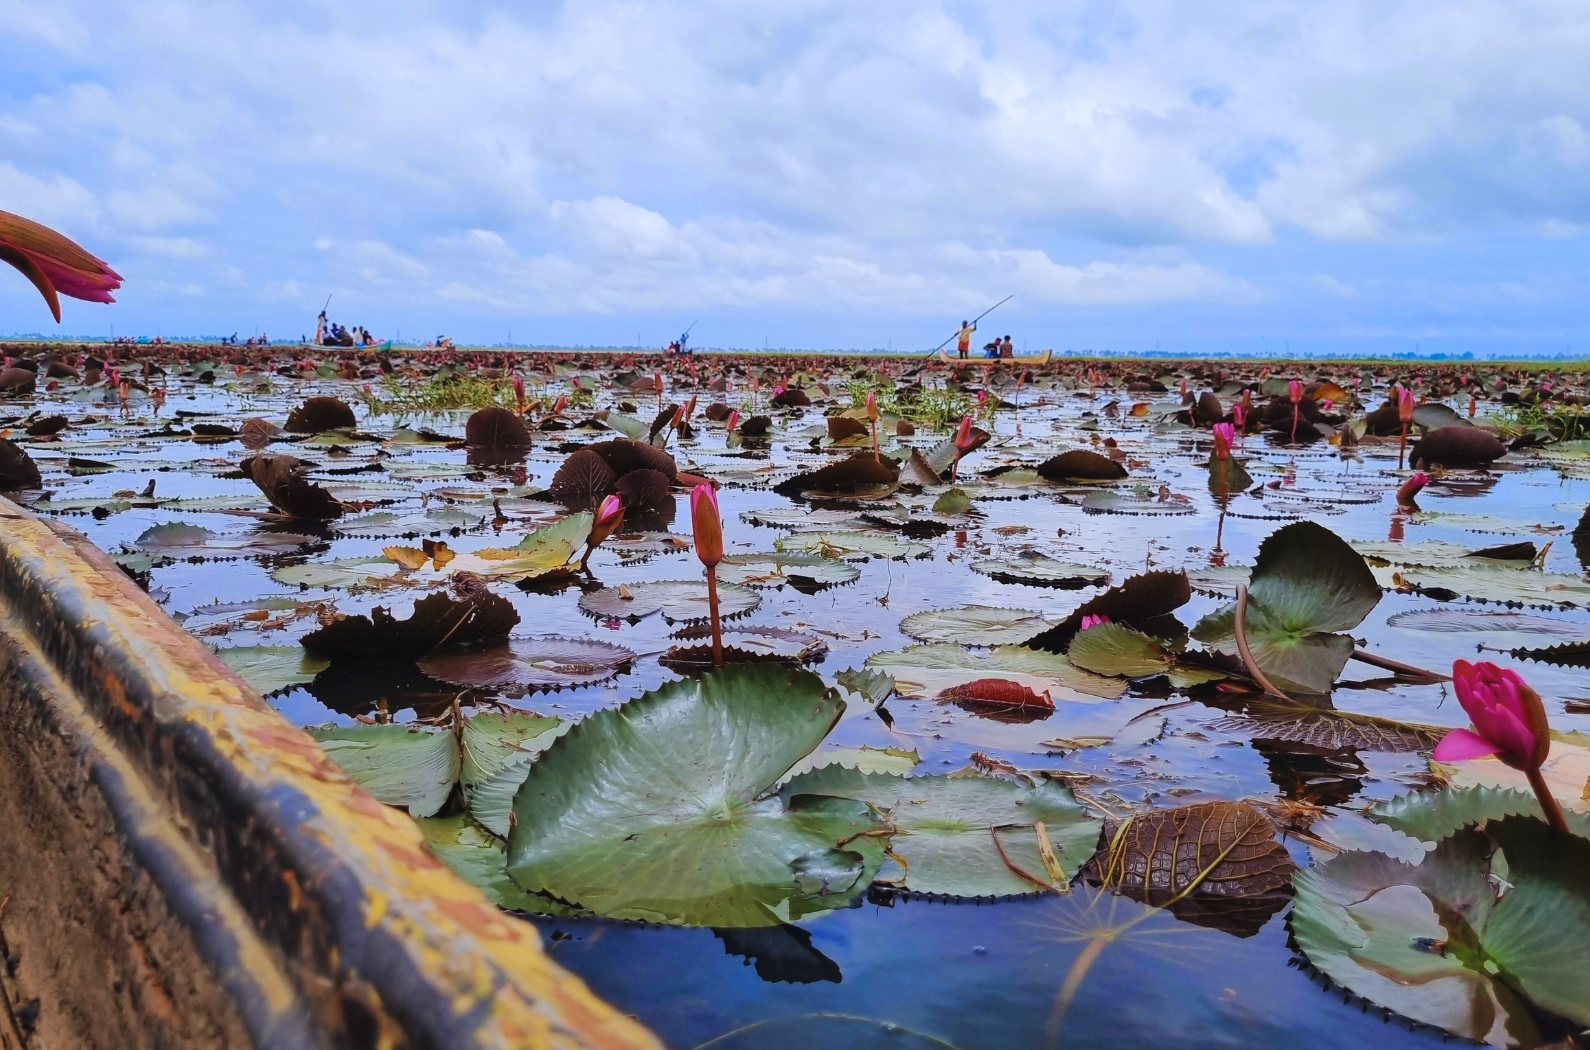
[0,210,123,322]
[1432,660,1564,831]
[1212,422,1235,459]
[1396,471,1428,505]
[1078,614,1112,632]
[1398,386,1416,423]
[726,409,740,432]
[1232,403,1247,429]
[1288,379,1303,404]
[552,393,569,415]
[683,395,697,424]
[865,389,879,422]
[653,372,664,393]
[690,484,723,568]
[954,415,975,452]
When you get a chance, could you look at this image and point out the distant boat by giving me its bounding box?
[312,339,392,352]
[936,348,1051,365]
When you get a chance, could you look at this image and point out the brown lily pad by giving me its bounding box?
[302,588,520,659]
[465,407,531,449]
[242,455,344,520]
[0,436,41,489]
[285,396,356,433]
[1409,426,1506,468]
[1035,449,1127,482]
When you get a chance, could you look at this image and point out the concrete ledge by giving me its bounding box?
[0,497,659,1050]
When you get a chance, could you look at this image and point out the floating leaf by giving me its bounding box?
[1193,522,1381,695]
[1204,701,1445,753]
[446,513,591,582]
[215,645,330,696]
[272,554,397,589]
[1389,565,1590,608]
[779,745,920,785]
[834,667,895,704]
[781,768,1101,897]
[864,643,1125,702]
[1066,623,1174,678]
[307,723,460,818]
[1028,570,1192,654]
[135,521,315,557]
[416,813,563,913]
[1408,426,1506,468]
[1435,736,1590,816]
[506,665,884,927]
[774,530,929,560]
[578,579,762,622]
[301,589,519,658]
[773,452,899,501]
[1291,817,1590,1043]
[419,637,635,694]
[1371,786,1590,844]
[898,605,1050,646]
[1036,449,1126,482]
[460,710,564,788]
[465,406,531,449]
[971,554,1108,588]
[716,553,861,591]
[1084,801,1296,937]
[285,395,356,433]
[1387,607,1589,636]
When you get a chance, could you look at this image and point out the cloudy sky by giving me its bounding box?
[3,1,1589,354]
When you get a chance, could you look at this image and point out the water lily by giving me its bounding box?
[1433,660,1566,831]
[1288,379,1303,404]
[513,375,526,414]
[951,414,975,482]
[1078,614,1112,632]
[725,409,740,433]
[581,494,625,571]
[1397,386,1415,468]
[690,484,726,665]
[1396,470,1428,507]
[1212,422,1235,459]
[0,210,122,322]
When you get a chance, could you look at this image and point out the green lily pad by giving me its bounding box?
[1387,565,1590,608]
[443,512,590,582]
[214,645,330,696]
[779,745,921,785]
[898,605,1050,646]
[578,579,762,622]
[506,665,885,927]
[970,555,1109,588]
[1291,816,1590,1044]
[1081,490,1196,515]
[1371,786,1590,844]
[415,813,575,914]
[1386,608,1590,636]
[272,555,400,589]
[306,723,460,818]
[716,553,861,590]
[1192,522,1381,695]
[781,767,1101,898]
[774,530,929,560]
[1066,623,1174,678]
[864,643,1126,701]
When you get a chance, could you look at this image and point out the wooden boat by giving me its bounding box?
[936,347,1051,366]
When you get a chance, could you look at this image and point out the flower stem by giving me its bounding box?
[1526,765,1570,833]
[1235,585,1291,701]
[705,564,724,667]
[1398,423,1408,470]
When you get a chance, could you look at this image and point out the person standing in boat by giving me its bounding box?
[956,320,975,360]
[1000,335,1014,358]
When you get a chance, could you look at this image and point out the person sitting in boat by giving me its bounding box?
[983,339,1001,358]
[1000,335,1014,358]
[667,340,680,354]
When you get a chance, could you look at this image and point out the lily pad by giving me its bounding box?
[716,553,861,591]
[272,555,400,589]
[1081,490,1195,516]
[1065,623,1175,678]
[215,645,330,696]
[1291,817,1590,1044]
[506,665,886,927]
[1193,522,1382,695]
[578,579,762,623]
[1388,565,1590,608]
[774,530,930,560]
[135,521,315,558]
[780,768,1102,898]
[970,555,1108,588]
[1386,607,1590,636]
[306,723,460,818]
[898,605,1050,646]
[419,637,636,694]
[864,643,1126,701]
[415,813,567,913]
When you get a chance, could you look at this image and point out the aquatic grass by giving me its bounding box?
[848,379,978,430]
[366,374,520,414]
[1493,400,1590,441]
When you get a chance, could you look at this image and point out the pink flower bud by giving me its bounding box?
[1432,660,1550,772]
[725,409,740,432]
[865,389,879,421]
[1078,614,1112,632]
[1398,387,1416,423]
[1397,471,1428,504]
[954,415,975,452]
[1288,379,1303,403]
[1212,422,1235,459]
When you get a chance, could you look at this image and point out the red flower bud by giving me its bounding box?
[690,484,723,567]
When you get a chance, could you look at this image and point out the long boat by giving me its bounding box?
[935,347,1051,365]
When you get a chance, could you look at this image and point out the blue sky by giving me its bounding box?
[3,0,1589,355]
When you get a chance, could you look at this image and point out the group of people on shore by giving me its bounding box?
[954,320,1015,359]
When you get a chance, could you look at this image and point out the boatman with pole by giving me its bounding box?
[956,319,975,360]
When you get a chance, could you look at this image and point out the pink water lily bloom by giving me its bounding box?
[1398,386,1416,423]
[1288,380,1303,403]
[0,210,122,322]
[1432,660,1550,770]
[690,484,723,568]
[1078,614,1112,632]
[1211,423,1235,459]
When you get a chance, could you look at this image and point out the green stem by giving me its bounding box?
[705,565,724,667]
[1526,766,1570,833]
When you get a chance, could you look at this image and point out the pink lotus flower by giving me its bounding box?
[1397,471,1428,504]
[690,484,723,568]
[954,415,975,452]
[581,494,626,570]
[1232,403,1247,428]
[1319,398,1334,412]
[1211,422,1235,459]
[725,409,740,432]
[1397,386,1416,423]
[1433,660,1550,770]
[1288,379,1303,403]
[0,210,122,322]
[1078,614,1112,632]
[865,390,879,420]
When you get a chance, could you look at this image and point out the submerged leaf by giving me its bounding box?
[578,579,761,622]
[215,645,330,696]
[781,768,1101,898]
[307,723,460,818]
[865,643,1125,702]
[898,605,1050,646]
[971,555,1108,588]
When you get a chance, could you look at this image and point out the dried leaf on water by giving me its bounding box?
[242,454,344,520]
[301,589,520,658]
